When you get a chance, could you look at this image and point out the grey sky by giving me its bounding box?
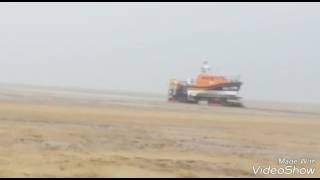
[0,2,320,104]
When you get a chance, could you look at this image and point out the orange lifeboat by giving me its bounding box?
[194,73,228,87]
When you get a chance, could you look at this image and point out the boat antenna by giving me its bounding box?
[201,58,211,73]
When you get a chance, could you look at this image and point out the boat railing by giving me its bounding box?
[228,75,241,82]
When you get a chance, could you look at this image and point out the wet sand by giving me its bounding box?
[0,84,319,177]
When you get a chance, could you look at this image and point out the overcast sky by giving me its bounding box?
[0,2,319,104]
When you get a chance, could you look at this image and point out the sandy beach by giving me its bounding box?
[0,84,319,178]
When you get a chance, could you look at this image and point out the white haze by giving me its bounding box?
[0,2,319,104]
